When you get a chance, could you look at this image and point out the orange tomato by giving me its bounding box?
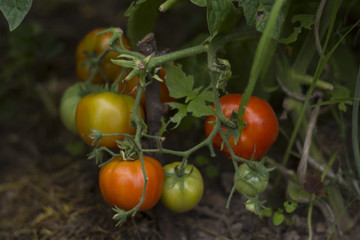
[76,28,130,83]
[99,156,164,211]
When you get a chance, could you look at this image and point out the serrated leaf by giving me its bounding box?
[163,63,194,98]
[206,0,241,39]
[167,102,188,128]
[188,98,214,117]
[191,0,206,7]
[0,0,32,31]
[239,0,285,39]
[125,0,162,48]
[279,14,315,44]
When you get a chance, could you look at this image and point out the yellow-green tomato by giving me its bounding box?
[161,162,204,213]
[75,92,144,148]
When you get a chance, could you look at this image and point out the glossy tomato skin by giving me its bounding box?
[161,162,204,213]
[76,28,130,83]
[205,94,279,161]
[99,156,164,211]
[117,67,175,107]
[75,92,144,148]
[234,162,269,197]
[59,83,101,133]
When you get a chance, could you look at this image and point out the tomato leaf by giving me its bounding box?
[0,0,32,31]
[167,102,188,129]
[164,63,194,99]
[239,0,286,39]
[279,14,315,44]
[125,0,162,48]
[206,0,241,39]
[164,63,214,128]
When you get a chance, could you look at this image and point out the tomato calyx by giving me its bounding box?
[98,27,127,49]
[246,157,275,178]
[245,197,266,215]
[164,162,194,191]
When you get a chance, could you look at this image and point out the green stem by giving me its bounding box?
[112,45,145,59]
[143,120,222,158]
[148,44,208,68]
[159,0,184,12]
[307,194,316,240]
[290,69,334,91]
[352,66,360,179]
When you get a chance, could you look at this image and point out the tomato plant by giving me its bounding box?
[99,156,164,211]
[75,91,144,148]
[117,67,174,107]
[161,162,204,213]
[76,28,130,83]
[205,94,279,160]
[234,162,269,197]
[59,82,101,133]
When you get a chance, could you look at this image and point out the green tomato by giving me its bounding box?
[234,162,269,197]
[161,162,204,213]
[59,83,101,133]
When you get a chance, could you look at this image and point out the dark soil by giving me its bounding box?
[1,1,359,239]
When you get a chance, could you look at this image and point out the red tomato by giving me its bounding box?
[99,156,164,211]
[205,94,279,160]
[76,28,130,83]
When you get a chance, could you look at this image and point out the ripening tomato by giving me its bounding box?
[117,67,175,107]
[205,94,279,161]
[99,156,164,211]
[161,162,204,213]
[75,92,144,148]
[76,28,130,83]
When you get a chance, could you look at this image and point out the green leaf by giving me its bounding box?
[167,102,188,128]
[283,200,298,213]
[191,0,206,7]
[279,14,315,44]
[163,63,194,98]
[125,0,162,48]
[239,0,286,39]
[287,181,310,202]
[0,0,32,31]
[187,98,214,117]
[206,0,241,39]
[272,211,285,225]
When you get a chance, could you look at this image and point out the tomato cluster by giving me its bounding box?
[59,28,279,220]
